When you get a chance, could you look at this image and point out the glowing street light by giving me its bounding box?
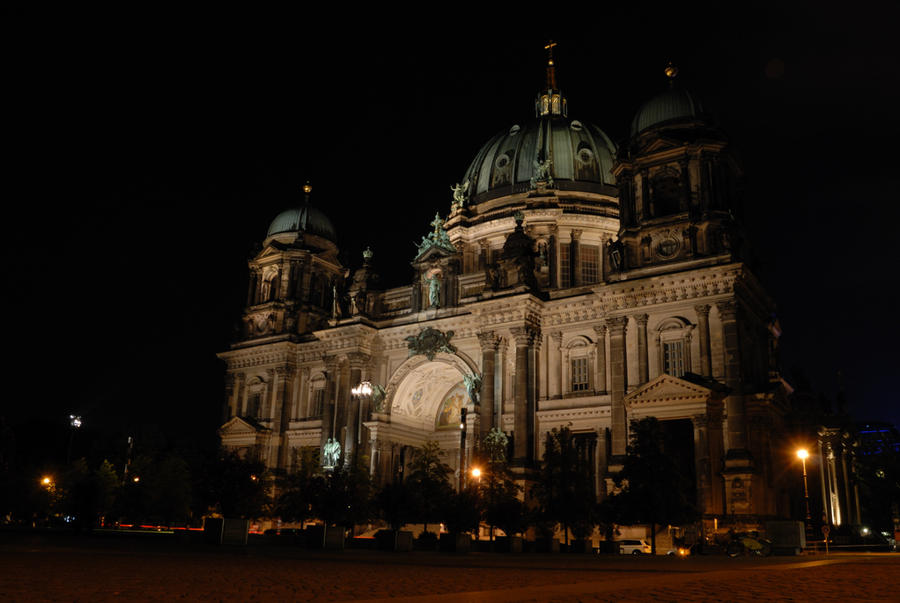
[41,476,53,488]
[796,448,812,542]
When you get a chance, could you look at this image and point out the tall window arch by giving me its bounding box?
[655,317,694,378]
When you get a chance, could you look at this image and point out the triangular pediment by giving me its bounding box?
[219,416,268,437]
[640,136,683,155]
[256,244,286,260]
[413,244,458,264]
[625,374,719,406]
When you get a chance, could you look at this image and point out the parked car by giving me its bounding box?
[618,539,652,555]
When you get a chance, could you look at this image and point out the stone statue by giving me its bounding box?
[371,384,387,412]
[323,437,341,468]
[450,180,469,211]
[463,373,482,405]
[331,285,342,319]
[530,156,554,188]
[483,427,509,463]
[427,274,441,308]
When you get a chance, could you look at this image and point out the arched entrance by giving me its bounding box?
[369,352,478,485]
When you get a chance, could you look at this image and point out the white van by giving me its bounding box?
[618,539,652,555]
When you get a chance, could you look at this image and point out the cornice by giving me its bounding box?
[596,264,742,313]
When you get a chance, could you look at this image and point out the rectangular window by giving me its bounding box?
[571,357,589,392]
[247,393,261,418]
[311,389,325,418]
[581,245,599,284]
[559,244,571,288]
[663,341,685,377]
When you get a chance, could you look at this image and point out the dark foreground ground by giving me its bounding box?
[1,531,897,602]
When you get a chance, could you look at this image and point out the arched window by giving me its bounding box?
[564,336,594,394]
[655,317,694,377]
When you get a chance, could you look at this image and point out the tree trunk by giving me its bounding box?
[650,522,656,555]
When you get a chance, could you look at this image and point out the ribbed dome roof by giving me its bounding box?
[460,116,617,204]
[267,203,337,241]
[630,86,705,137]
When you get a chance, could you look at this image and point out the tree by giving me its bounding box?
[479,428,526,540]
[203,450,270,519]
[406,440,453,535]
[275,447,323,526]
[375,479,417,532]
[531,427,596,546]
[612,417,698,554]
[314,453,372,531]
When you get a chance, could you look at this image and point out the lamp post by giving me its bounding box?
[67,414,82,464]
[459,407,467,490]
[350,381,373,465]
[797,448,812,543]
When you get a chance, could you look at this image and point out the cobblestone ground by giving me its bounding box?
[1,535,897,602]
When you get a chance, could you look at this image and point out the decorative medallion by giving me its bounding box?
[405,327,456,360]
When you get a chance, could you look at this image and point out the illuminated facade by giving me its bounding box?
[218,60,792,525]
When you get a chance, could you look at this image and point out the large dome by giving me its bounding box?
[630,86,705,137]
[460,116,617,205]
[267,203,337,242]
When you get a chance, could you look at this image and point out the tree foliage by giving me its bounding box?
[611,417,698,553]
[406,440,453,534]
[531,427,597,544]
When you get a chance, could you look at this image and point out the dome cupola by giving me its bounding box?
[266,183,337,243]
[630,63,707,137]
[457,43,617,206]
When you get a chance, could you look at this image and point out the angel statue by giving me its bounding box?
[450,180,469,212]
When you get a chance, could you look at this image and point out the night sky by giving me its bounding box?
[4,5,899,466]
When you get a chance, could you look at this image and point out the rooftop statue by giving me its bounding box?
[415,213,457,258]
[450,180,469,212]
[530,156,554,188]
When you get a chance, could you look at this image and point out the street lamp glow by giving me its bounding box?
[471,467,481,478]
[351,381,373,397]
[69,415,82,428]
[796,448,809,460]
[41,476,52,486]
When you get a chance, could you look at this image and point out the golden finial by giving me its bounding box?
[544,40,558,90]
[665,61,679,80]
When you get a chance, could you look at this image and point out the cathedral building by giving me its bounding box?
[218,57,792,525]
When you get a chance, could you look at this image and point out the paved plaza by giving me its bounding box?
[1,534,897,602]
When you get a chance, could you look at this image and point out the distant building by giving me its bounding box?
[218,56,793,527]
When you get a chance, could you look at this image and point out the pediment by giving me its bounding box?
[625,374,720,407]
[219,416,268,437]
[640,136,682,155]
[414,244,459,264]
[256,244,286,260]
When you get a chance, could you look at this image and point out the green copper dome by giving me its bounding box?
[460,116,617,204]
[630,86,705,137]
[267,204,337,241]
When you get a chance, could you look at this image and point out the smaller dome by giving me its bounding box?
[630,86,705,137]
[267,204,337,242]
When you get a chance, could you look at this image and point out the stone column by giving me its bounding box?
[223,373,235,422]
[640,169,651,219]
[511,326,538,464]
[692,413,712,514]
[607,317,628,459]
[695,304,712,377]
[679,158,691,212]
[234,373,246,416]
[593,324,607,393]
[477,331,500,441]
[344,353,368,464]
[634,313,649,385]
[275,366,296,469]
[320,356,338,455]
[548,225,558,288]
[571,230,582,287]
[716,300,748,455]
[548,331,562,398]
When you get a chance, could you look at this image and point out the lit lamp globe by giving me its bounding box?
[796,449,809,460]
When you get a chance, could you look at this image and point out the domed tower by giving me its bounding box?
[444,42,619,294]
[238,184,345,344]
[611,64,743,276]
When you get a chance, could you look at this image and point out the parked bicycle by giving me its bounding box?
[726,532,773,557]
